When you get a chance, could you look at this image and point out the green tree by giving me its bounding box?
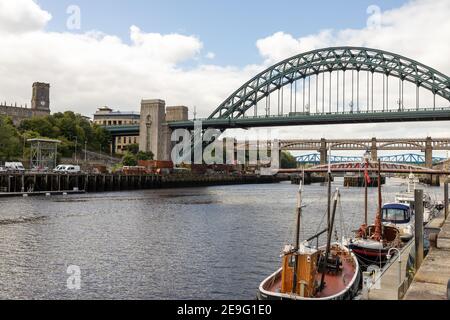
[0,116,22,161]
[18,112,111,156]
[280,151,298,169]
[122,152,138,166]
[124,144,153,161]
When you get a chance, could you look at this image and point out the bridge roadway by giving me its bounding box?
[105,109,450,134]
[276,162,450,175]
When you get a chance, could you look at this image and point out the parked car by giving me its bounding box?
[54,165,81,174]
[5,162,25,172]
[0,166,7,173]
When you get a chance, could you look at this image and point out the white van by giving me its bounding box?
[54,165,81,174]
[5,162,25,172]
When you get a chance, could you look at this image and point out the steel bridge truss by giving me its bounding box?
[280,138,450,151]
[296,153,446,165]
[104,47,450,133]
[208,47,450,121]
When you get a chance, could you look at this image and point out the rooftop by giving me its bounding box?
[94,107,140,117]
[27,138,61,144]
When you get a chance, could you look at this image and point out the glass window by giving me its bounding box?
[382,208,407,222]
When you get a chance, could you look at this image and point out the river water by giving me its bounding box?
[0,178,444,299]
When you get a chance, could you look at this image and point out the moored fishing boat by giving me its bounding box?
[258,239,361,300]
[257,157,361,300]
[346,158,403,269]
[347,225,401,267]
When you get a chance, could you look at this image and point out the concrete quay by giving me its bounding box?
[404,206,450,300]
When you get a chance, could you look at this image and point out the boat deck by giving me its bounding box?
[264,258,356,298]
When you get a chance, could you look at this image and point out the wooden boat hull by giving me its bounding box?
[257,245,361,300]
[257,269,361,300]
[347,243,391,267]
[348,225,402,269]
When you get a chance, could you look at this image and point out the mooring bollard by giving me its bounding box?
[447,279,450,300]
[445,179,448,220]
[415,189,424,271]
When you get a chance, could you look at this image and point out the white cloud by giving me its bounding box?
[0,0,449,144]
[256,0,450,75]
[205,52,216,60]
[0,0,51,34]
[129,25,203,64]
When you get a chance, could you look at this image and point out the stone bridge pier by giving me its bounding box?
[424,137,433,169]
[139,99,188,161]
[371,138,378,162]
[318,138,328,165]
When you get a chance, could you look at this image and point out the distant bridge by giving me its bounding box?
[278,137,450,168]
[279,162,450,176]
[296,153,446,165]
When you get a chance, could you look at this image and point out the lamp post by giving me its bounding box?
[73,136,78,164]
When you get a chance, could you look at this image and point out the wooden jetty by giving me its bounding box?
[0,172,281,197]
[0,190,86,198]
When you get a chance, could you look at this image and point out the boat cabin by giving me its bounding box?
[280,245,320,298]
[382,203,412,225]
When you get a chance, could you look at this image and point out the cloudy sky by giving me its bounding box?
[0,0,449,155]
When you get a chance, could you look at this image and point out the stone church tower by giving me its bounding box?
[0,82,51,125]
[31,82,50,112]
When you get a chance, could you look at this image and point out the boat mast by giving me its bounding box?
[327,146,332,229]
[319,188,340,292]
[292,183,303,293]
[294,182,302,250]
[373,159,383,241]
[364,152,369,225]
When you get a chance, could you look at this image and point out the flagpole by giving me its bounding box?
[364,169,368,226]
[327,146,332,229]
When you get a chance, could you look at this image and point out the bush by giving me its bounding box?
[136,151,154,161]
[122,152,138,166]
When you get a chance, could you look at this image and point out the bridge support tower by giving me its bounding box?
[139,100,188,161]
[319,138,328,165]
[371,138,378,162]
[424,137,433,169]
